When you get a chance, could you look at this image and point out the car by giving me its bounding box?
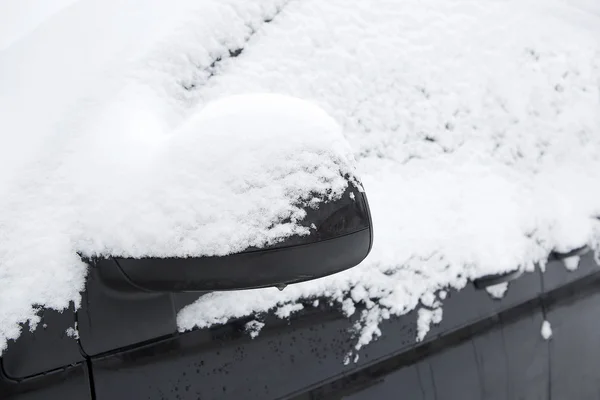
[2,1,600,399]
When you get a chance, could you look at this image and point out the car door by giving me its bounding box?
[333,252,600,400]
[0,306,92,400]
[2,251,591,399]
[79,255,550,399]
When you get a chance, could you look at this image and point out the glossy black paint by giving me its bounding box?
[82,253,600,400]
[2,253,599,399]
[114,227,371,292]
[88,307,357,400]
[340,308,549,400]
[334,255,600,400]
[2,306,84,379]
[546,278,600,399]
[77,262,177,356]
[78,264,532,398]
[0,364,92,400]
[0,305,91,400]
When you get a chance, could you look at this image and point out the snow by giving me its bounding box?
[0,91,354,353]
[486,282,510,299]
[245,320,265,339]
[420,292,440,308]
[0,0,79,50]
[178,0,600,348]
[65,322,79,339]
[2,0,600,355]
[275,303,305,319]
[563,255,581,271]
[541,320,553,340]
[343,352,361,365]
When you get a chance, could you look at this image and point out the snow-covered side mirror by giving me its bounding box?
[86,94,373,292]
[97,183,372,292]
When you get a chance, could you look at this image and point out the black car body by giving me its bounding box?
[2,244,598,399]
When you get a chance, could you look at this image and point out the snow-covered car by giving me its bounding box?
[1,0,600,399]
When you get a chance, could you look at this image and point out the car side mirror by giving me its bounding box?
[94,182,372,292]
[84,94,373,293]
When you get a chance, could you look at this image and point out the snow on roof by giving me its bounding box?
[1,0,600,355]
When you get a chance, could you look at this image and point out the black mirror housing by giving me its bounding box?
[95,183,373,292]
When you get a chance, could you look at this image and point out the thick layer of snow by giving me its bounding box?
[0,0,353,354]
[2,0,600,356]
[0,0,79,50]
[177,0,600,349]
[0,90,353,352]
[71,93,356,258]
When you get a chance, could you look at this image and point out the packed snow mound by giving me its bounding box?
[74,93,357,258]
